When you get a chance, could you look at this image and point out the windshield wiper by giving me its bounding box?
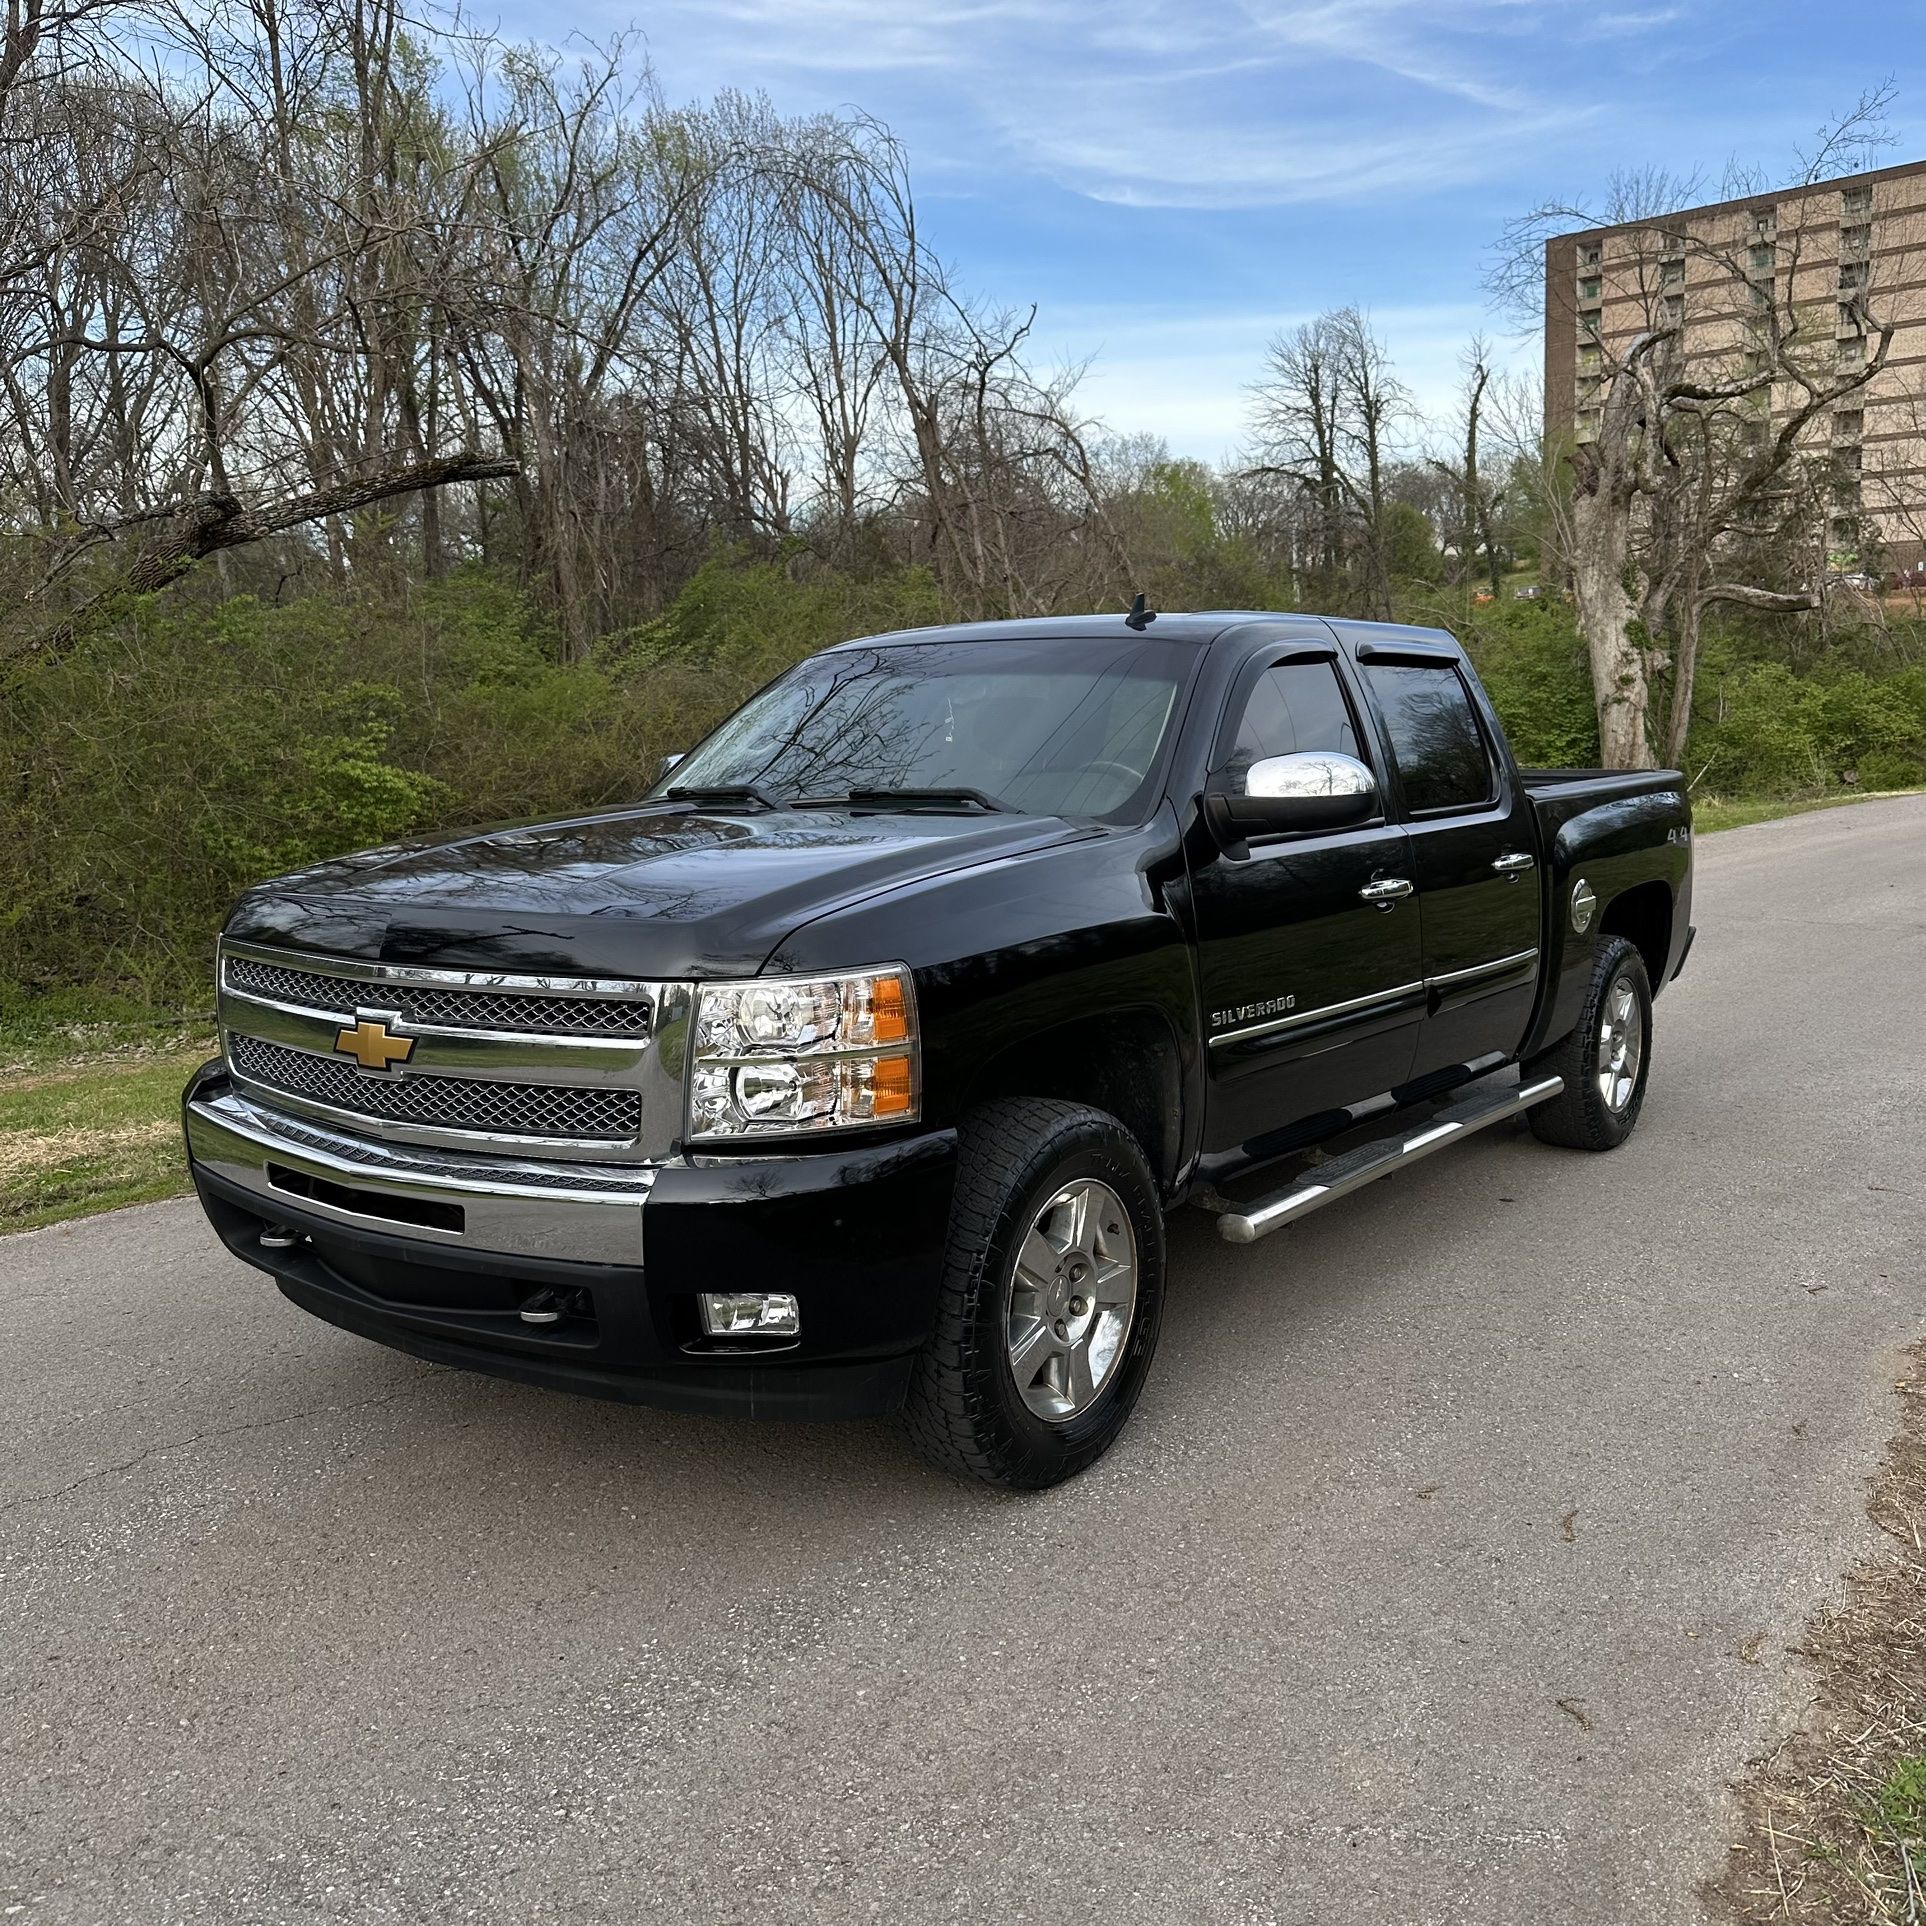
[794,786,1010,814]
[664,783,784,812]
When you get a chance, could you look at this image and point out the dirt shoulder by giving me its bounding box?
[1711,1342,1926,1922]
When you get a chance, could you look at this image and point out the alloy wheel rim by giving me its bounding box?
[1006,1178,1137,1424]
[1596,974,1643,1113]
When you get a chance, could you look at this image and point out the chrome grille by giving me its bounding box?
[232,1100,651,1192]
[224,954,652,1037]
[228,1034,642,1143]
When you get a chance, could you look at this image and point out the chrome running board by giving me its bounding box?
[1211,1076,1564,1246]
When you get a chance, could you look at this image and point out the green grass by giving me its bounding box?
[1872,1755,1926,1837]
[1693,787,1926,833]
[0,1035,213,1233]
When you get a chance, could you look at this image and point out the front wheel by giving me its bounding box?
[903,1098,1165,1489]
[1525,936,1653,1151]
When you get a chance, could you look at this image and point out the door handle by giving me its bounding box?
[1358,877,1414,907]
[1491,851,1535,877]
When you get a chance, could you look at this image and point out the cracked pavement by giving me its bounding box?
[3,796,1924,1924]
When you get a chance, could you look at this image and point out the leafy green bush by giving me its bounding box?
[7,555,1921,1017]
[0,561,954,1007]
[1687,662,1926,795]
[1385,502,1441,584]
[1455,600,1600,768]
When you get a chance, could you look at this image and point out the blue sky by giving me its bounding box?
[542,1,1920,460]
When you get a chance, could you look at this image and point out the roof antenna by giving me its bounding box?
[1123,592,1157,631]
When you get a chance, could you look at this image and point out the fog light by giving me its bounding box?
[699,1292,800,1338]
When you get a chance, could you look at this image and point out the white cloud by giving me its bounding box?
[997,101,1578,209]
[1583,8,1684,35]
[631,0,1598,210]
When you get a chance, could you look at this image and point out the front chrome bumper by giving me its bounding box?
[184,1082,656,1266]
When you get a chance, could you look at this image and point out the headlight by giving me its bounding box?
[688,966,920,1140]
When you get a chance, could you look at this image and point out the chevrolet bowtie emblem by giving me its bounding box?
[334,1015,416,1073]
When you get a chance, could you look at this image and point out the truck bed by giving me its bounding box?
[1519,766,1687,802]
[1521,766,1689,843]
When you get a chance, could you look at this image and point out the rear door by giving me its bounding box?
[1190,644,1424,1159]
[1343,632,1540,1081]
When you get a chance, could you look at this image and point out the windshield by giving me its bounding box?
[655,638,1191,821]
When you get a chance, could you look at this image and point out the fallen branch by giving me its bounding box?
[6,452,520,671]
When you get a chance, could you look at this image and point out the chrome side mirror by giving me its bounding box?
[1208,750,1377,841]
[656,751,685,784]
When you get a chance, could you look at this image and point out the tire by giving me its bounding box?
[903,1098,1166,1490]
[1525,935,1653,1151]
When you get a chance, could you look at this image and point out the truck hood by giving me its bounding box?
[226,801,1097,979]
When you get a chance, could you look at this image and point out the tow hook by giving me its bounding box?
[519,1286,590,1327]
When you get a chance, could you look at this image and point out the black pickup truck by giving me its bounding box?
[184,611,1694,1487]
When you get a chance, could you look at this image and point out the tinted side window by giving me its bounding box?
[1362,663,1493,812]
[1227,660,1365,788]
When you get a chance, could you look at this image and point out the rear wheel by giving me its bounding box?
[903,1098,1165,1489]
[1526,936,1653,1151]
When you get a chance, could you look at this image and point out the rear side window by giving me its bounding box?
[1362,662,1494,813]
[1226,660,1366,787]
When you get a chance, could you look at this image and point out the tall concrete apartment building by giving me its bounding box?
[1544,158,1926,569]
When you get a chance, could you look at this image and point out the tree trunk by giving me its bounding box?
[1662,595,1702,769]
[1570,480,1653,770]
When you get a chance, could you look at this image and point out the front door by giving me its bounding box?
[1190,649,1425,1160]
[1349,643,1541,1080]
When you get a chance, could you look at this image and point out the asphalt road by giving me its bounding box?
[5,797,1924,1926]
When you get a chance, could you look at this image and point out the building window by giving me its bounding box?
[1838,336,1866,370]
[1842,183,1873,216]
[1748,243,1775,273]
[1577,275,1601,302]
[1578,241,1602,269]
[1833,409,1864,441]
[1839,302,1864,335]
[1578,342,1602,372]
[1839,260,1869,292]
[1749,281,1771,309]
[1660,258,1685,288]
[1575,409,1602,443]
[1841,222,1872,260]
[1660,292,1684,326]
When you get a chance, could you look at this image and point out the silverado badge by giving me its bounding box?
[334,1014,416,1073]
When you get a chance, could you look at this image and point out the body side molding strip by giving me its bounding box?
[1207,948,1540,1051]
[1208,979,1426,1050]
[1427,947,1540,990]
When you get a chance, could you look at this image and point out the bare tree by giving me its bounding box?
[1430,337,1506,595]
[0,0,534,667]
[1246,316,1346,604]
[1493,91,1908,767]
[0,3,1140,664]
[1246,308,1410,618]
[1328,308,1409,617]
